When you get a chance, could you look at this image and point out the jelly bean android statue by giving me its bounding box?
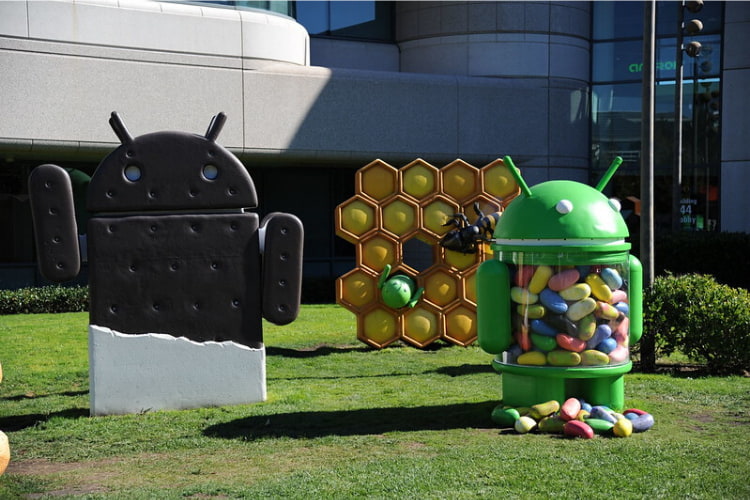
[477,156,642,411]
[28,112,303,416]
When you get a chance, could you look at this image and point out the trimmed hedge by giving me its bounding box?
[0,286,88,315]
[644,273,750,375]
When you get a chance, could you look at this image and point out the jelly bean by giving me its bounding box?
[491,405,520,427]
[578,314,597,341]
[563,420,594,439]
[547,349,581,367]
[531,333,558,352]
[538,415,566,433]
[540,289,568,314]
[517,304,546,319]
[530,319,558,337]
[595,337,618,354]
[559,283,592,302]
[609,289,628,305]
[514,328,532,351]
[580,349,610,366]
[586,273,613,302]
[624,412,639,422]
[567,297,597,321]
[590,406,618,424]
[608,345,629,364]
[517,351,546,366]
[614,302,630,316]
[546,314,577,337]
[513,265,535,287]
[585,418,615,435]
[529,265,553,294]
[576,409,590,421]
[623,408,648,416]
[601,267,623,290]
[596,301,619,320]
[612,316,629,345]
[579,399,593,413]
[631,413,655,433]
[560,398,581,421]
[586,324,612,349]
[530,400,561,419]
[514,415,537,434]
[511,287,538,305]
[576,265,591,278]
[548,269,580,292]
[556,334,586,352]
[613,417,633,437]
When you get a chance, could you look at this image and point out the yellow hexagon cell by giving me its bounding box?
[443,248,479,271]
[441,160,480,202]
[463,269,478,304]
[421,196,459,239]
[401,160,438,200]
[481,159,520,201]
[444,304,477,346]
[423,268,459,307]
[359,234,398,272]
[359,307,400,348]
[402,305,441,348]
[358,160,398,201]
[382,196,419,237]
[337,269,378,310]
[337,197,377,243]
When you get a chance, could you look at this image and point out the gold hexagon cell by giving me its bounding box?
[382,195,419,238]
[463,268,478,305]
[402,303,441,348]
[421,195,459,240]
[357,160,398,201]
[336,196,378,244]
[337,268,378,311]
[358,234,399,273]
[443,303,477,346]
[441,160,480,202]
[401,159,439,200]
[481,158,520,202]
[359,307,400,348]
[423,267,460,308]
[443,247,480,271]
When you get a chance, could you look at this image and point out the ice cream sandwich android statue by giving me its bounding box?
[477,156,642,411]
[29,112,303,415]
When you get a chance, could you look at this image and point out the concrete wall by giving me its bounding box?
[720,2,750,233]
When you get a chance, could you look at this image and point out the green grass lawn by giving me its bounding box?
[1,305,749,498]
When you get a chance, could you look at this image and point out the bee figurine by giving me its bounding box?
[439,201,501,254]
[29,112,304,415]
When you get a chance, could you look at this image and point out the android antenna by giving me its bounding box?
[595,156,624,192]
[503,156,532,197]
[109,112,133,145]
[205,112,227,142]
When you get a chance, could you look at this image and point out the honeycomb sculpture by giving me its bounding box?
[335,158,520,348]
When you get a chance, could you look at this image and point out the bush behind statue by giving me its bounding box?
[0,286,88,315]
[644,273,750,375]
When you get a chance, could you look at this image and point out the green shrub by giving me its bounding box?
[644,273,750,375]
[0,286,88,315]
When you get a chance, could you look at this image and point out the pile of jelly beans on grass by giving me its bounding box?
[492,398,655,439]
[507,264,631,367]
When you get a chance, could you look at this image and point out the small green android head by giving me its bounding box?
[378,264,424,309]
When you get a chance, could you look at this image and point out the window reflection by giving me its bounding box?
[294,1,393,41]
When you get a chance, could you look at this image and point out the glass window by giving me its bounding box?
[295,1,393,41]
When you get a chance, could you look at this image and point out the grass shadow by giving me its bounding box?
[2,390,88,402]
[204,401,497,440]
[0,408,90,432]
[266,344,371,358]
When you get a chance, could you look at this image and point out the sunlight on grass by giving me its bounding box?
[1,306,749,498]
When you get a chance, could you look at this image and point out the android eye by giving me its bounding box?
[608,198,622,212]
[202,164,219,180]
[124,165,141,182]
[556,199,573,214]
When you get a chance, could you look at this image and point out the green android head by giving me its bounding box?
[378,264,424,309]
[492,156,630,264]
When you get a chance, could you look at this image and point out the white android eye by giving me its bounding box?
[556,199,573,214]
[609,197,622,212]
[202,164,219,180]
[124,165,141,181]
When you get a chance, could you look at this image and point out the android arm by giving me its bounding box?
[477,259,512,354]
[28,164,81,282]
[261,212,304,325]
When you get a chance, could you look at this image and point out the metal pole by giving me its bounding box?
[672,2,685,232]
[640,0,656,372]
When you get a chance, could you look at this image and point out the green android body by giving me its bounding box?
[477,156,642,410]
